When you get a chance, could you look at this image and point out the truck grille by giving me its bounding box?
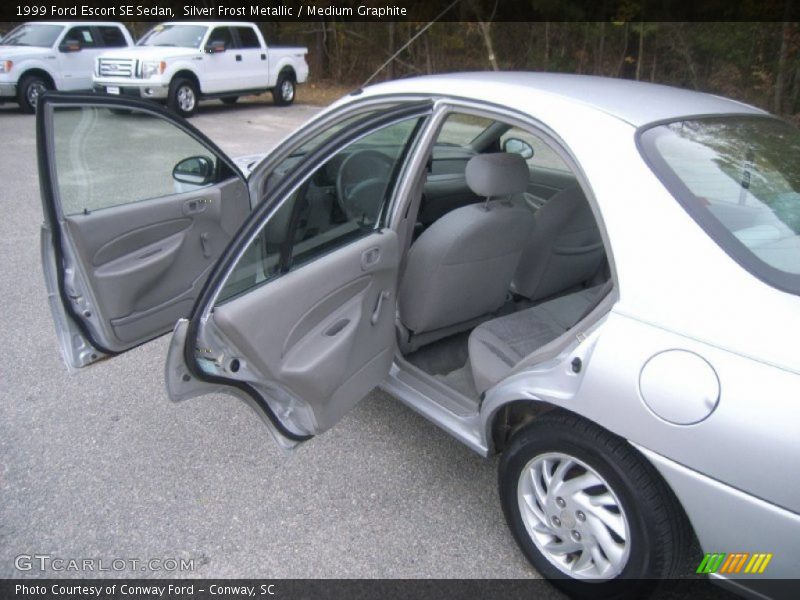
[98,58,136,78]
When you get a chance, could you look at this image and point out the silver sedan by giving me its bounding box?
[38,72,799,597]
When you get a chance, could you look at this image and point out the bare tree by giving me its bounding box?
[635,22,644,80]
[595,22,606,75]
[775,19,791,113]
[544,22,550,71]
[469,0,500,71]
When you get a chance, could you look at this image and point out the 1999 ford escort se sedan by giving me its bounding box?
[36,73,799,597]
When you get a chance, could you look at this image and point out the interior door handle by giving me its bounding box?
[361,247,381,270]
[184,198,210,215]
[200,233,211,258]
[371,291,391,326]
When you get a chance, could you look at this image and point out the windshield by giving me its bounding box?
[1,24,64,47]
[138,24,207,48]
[641,116,800,292]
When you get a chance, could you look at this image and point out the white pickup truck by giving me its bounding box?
[93,21,309,117]
[0,21,133,112]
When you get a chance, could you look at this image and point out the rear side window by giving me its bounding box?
[236,27,260,49]
[640,116,800,293]
[97,26,127,48]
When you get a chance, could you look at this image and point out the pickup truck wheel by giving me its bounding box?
[221,96,239,105]
[272,74,295,106]
[168,78,198,117]
[18,75,51,113]
[498,410,691,598]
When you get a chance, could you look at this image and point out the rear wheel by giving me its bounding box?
[221,96,239,105]
[498,410,691,597]
[168,77,199,118]
[272,72,295,106]
[18,74,51,113]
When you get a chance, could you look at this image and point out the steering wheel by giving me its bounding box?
[335,149,395,223]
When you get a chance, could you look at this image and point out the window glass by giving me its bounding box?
[138,25,207,49]
[236,27,260,49]
[65,27,95,48]
[217,117,422,304]
[1,24,64,47]
[435,113,493,146]
[52,106,222,215]
[642,117,800,283]
[98,26,127,48]
[208,27,235,49]
[501,127,571,173]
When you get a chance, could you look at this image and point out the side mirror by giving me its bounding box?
[204,40,226,54]
[58,39,81,53]
[173,156,215,186]
[503,137,534,160]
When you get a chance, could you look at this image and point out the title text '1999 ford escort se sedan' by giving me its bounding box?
[36,73,799,598]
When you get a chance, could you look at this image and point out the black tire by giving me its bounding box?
[17,74,51,113]
[272,72,295,106]
[221,96,239,105]
[167,77,199,118]
[498,410,692,598]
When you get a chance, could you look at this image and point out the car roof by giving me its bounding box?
[357,72,766,127]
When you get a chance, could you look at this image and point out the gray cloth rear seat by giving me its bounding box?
[398,153,534,340]
[468,285,602,393]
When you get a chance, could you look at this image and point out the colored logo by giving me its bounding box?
[697,552,773,575]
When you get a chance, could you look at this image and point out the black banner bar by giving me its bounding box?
[0,578,761,600]
[1,0,799,23]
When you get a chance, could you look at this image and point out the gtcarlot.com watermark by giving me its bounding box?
[15,554,194,573]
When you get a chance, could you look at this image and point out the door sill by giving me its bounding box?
[380,356,488,456]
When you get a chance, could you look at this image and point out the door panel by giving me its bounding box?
[63,179,247,346]
[213,232,399,432]
[165,104,432,444]
[527,166,579,204]
[56,25,99,90]
[203,27,239,93]
[233,26,268,89]
[38,94,249,368]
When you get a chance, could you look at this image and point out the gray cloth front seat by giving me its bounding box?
[398,153,535,347]
[512,185,605,301]
[468,285,604,393]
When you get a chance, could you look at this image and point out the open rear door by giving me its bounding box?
[38,94,251,369]
[165,102,433,447]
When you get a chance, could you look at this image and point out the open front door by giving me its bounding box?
[38,94,250,369]
[165,103,432,447]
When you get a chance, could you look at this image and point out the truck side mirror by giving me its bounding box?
[58,39,81,53]
[204,41,226,54]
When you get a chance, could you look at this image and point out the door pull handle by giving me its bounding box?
[371,290,391,326]
[361,246,381,270]
[200,233,212,258]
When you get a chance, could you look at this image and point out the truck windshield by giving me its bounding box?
[138,25,207,48]
[1,24,64,47]
[640,116,800,292]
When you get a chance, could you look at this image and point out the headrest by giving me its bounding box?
[465,152,529,198]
